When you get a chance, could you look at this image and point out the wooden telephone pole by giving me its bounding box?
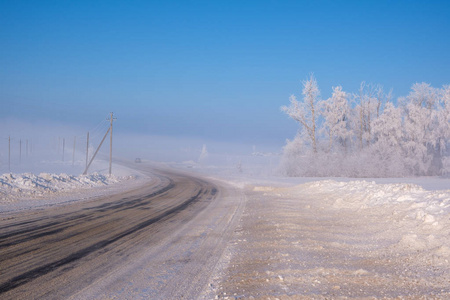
[108,112,116,176]
[8,136,11,172]
[85,132,89,171]
[62,138,65,162]
[72,136,76,166]
[83,113,116,176]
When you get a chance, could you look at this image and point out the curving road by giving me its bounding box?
[0,164,244,299]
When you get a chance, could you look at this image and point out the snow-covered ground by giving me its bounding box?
[2,153,449,297]
[176,158,450,260]
[211,167,450,261]
[202,177,449,298]
[173,159,450,297]
[254,179,450,255]
[0,158,149,213]
[3,154,450,258]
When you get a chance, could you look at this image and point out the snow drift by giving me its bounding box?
[0,172,135,201]
[256,179,450,260]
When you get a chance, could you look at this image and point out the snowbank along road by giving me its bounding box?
[204,181,450,299]
[0,165,245,299]
[1,162,449,299]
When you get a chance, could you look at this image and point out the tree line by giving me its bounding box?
[281,75,450,177]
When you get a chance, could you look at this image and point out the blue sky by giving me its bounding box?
[1,0,449,150]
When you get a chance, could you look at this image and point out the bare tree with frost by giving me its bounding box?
[321,86,351,152]
[400,83,438,175]
[352,82,383,149]
[439,85,450,174]
[280,76,449,177]
[281,74,320,153]
[371,102,405,176]
[431,85,450,174]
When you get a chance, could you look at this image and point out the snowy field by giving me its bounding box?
[193,159,450,266]
[1,153,449,297]
[3,152,448,251]
[250,179,450,257]
[177,157,450,297]
[204,178,450,298]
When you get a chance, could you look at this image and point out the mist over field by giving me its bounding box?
[0,117,281,176]
[2,76,450,179]
[2,1,449,180]
[2,1,449,179]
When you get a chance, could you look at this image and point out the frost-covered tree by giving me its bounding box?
[432,85,450,174]
[400,83,439,175]
[440,85,450,174]
[281,74,320,153]
[407,82,438,109]
[279,135,305,176]
[352,83,383,149]
[280,76,449,177]
[371,102,405,176]
[320,86,351,152]
[440,85,450,142]
[372,103,403,150]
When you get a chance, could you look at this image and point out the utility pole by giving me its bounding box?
[85,132,89,171]
[72,136,76,166]
[8,136,11,172]
[108,112,117,176]
[83,114,116,176]
[83,127,110,175]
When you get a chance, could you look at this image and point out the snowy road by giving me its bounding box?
[0,165,245,299]
[1,163,449,299]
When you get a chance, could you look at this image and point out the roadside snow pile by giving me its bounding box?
[275,180,450,259]
[0,172,134,200]
[300,180,450,220]
[216,178,450,298]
